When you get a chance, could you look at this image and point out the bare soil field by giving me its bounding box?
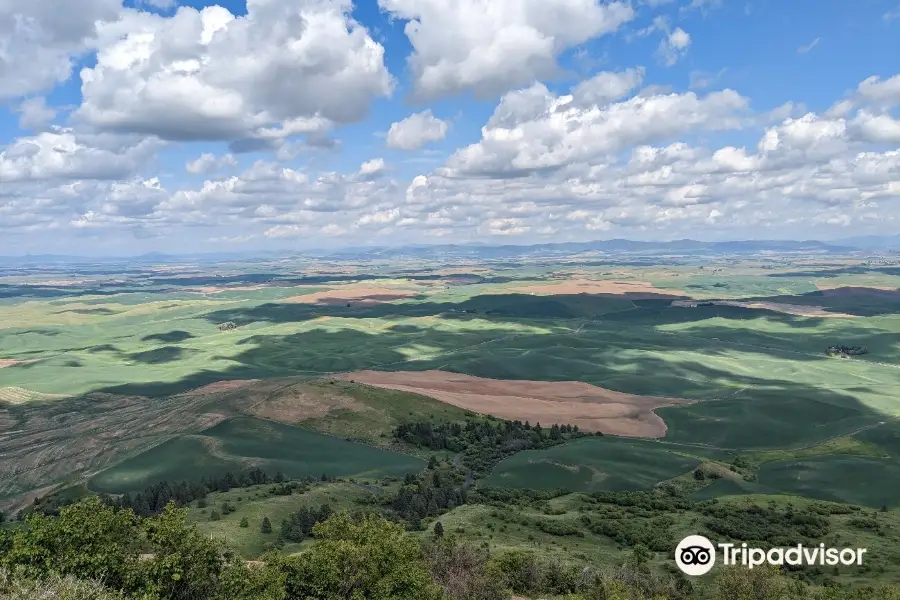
[672,299,858,318]
[511,279,685,298]
[0,359,23,368]
[283,285,420,305]
[0,386,68,403]
[175,379,261,397]
[248,383,366,423]
[336,370,693,438]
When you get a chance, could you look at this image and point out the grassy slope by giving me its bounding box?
[483,437,709,493]
[295,380,475,448]
[186,481,381,558]
[425,492,900,590]
[88,417,424,494]
[190,475,900,589]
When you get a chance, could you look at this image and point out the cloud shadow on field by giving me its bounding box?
[57,307,118,315]
[88,344,120,353]
[141,330,195,343]
[127,346,191,364]
[7,290,900,512]
[768,265,900,279]
[89,294,900,452]
[5,288,900,510]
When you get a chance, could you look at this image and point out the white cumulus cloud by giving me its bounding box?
[386,110,449,150]
[74,0,394,145]
[378,0,635,100]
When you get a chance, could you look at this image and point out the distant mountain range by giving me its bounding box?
[831,235,900,251]
[2,236,899,266]
[323,238,862,260]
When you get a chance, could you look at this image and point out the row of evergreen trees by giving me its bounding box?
[23,468,302,521]
[391,467,468,527]
[280,504,335,542]
[106,468,287,517]
[395,418,584,452]
[394,417,591,475]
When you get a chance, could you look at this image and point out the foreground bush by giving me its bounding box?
[0,567,127,600]
[3,497,900,600]
[278,513,444,600]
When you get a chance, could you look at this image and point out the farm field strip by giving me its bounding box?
[338,369,693,438]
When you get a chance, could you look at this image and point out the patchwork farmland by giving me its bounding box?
[4,250,900,592]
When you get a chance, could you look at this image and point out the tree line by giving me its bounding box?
[394,417,592,475]
[21,468,324,520]
[279,504,334,542]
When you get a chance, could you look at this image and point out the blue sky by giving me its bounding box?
[1,0,899,254]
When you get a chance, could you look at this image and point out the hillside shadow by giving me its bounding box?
[194,292,900,367]
[88,344,120,353]
[6,289,900,454]
[768,265,900,278]
[0,284,131,299]
[745,289,900,316]
[127,346,190,364]
[86,310,898,451]
[201,293,845,330]
[141,331,195,343]
[56,307,118,315]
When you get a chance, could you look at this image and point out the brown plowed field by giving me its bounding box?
[337,370,693,438]
[511,279,685,298]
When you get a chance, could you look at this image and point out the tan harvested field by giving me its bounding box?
[248,383,366,423]
[511,278,685,298]
[0,386,68,404]
[283,285,420,305]
[671,299,858,318]
[336,370,692,438]
[175,379,261,397]
[719,300,857,318]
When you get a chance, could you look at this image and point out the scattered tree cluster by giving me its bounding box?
[279,504,334,542]
[105,468,283,517]
[826,345,868,357]
[395,417,588,475]
[700,502,830,547]
[216,321,239,331]
[390,466,468,528]
[728,455,759,482]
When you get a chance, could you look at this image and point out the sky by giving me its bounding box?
[1,0,899,255]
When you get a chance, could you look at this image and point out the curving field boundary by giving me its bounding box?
[337,370,695,438]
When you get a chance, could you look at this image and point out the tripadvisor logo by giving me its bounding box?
[675,535,716,576]
[674,535,867,577]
